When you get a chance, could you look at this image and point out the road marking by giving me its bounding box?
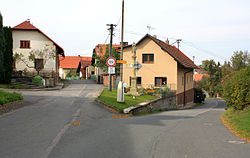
[41,108,81,158]
[72,121,83,125]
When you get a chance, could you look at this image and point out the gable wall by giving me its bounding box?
[13,30,56,74]
[123,38,178,90]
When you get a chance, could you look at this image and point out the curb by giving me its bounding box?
[0,100,24,115]
[94,99,121,113]
[0,83,64,92]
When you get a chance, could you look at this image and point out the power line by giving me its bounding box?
[181,40,227,61]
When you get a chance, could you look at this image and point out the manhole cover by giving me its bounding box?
[204,123,213,126]
[228,140,247,144]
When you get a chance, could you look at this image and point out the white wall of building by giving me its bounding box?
[13,30,57,74]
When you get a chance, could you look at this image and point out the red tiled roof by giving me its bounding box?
[125,34,199,69]
[59,56,91,69]
[12,21,37,30]
[94,44,120,57]
[12,20,65,57]
[194,74,209,81]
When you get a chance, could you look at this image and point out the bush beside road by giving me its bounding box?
[0,90,23,105]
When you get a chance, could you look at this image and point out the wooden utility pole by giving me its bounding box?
[120,0,124,82]
[107,24,116,91]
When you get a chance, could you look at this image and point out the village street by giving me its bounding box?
[0,80,249,158]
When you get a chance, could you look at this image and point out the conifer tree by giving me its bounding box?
[3,26,13,83]
[0,13,5,83]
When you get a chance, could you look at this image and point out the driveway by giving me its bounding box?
[0,81,249,158]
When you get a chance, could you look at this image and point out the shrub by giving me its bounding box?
[222,66,250,110]
[32,76,43,86]
[0,90,23,105]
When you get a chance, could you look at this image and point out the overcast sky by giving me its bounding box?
[1,0,250,65]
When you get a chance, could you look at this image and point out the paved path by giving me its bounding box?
[0,81,249,158]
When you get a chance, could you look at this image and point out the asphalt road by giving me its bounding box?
[0,80,249,158]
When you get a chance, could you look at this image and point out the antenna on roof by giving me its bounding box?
[176,39,182,50]
[147,25,155,34]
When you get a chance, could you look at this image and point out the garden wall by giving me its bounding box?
[124,93,177,115]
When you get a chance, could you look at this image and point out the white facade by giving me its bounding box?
[13,30,57,74]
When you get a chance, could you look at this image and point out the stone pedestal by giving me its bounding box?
[129,77,139,96]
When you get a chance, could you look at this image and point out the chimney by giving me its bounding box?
[166,38,169,45]
[153,35,157,38]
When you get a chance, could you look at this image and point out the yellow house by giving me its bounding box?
[122,34,199,105]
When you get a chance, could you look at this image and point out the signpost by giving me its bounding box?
[134,62,142,70]
[107,57,116,67]
[108,67,115,74]
[117,60,127,64]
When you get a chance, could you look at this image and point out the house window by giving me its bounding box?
[142,54,154,63]
[20,40,30,48]
[34,59,44,70]
[137,77,142,85]
[155,77,167,86]
[91,71,94,75]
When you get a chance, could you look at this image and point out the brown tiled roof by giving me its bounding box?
[12,20,65,57]
[59,56,92,69]
[126,34,199,69]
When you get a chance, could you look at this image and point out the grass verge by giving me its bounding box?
[0,90,24,105]
[0,84,31,89]
[221,107,250,142]
[98,88,157,112]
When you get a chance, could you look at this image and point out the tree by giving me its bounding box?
[3,26,13,83]
[199,60,222,97]
[231,51,249,70]
[93,44,120,74]
[222,66,250,110]
[0,13,4,83]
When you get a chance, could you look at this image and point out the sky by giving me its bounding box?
[1,0,250,65]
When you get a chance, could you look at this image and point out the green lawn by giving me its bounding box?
[0,90,23,105]
[98,88,157,112]
[222,107,250,142]
[0,84,31,89]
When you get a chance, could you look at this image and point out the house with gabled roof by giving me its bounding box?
[12,20,64,82]
[123,34,199,105]
[59,56,92,79]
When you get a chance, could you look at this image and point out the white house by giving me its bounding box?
[12,20,64,82]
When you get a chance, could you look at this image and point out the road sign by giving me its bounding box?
[108,67,115,74]
[134,62,142,70]
[107,57,116,67]
[117,60,127,64]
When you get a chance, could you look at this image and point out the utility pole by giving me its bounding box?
[176,39,182,50]
[107,24,116,91]
[117,0,125,102]
[120,0,124,82]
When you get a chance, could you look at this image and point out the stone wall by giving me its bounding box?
[124,93,177,115]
